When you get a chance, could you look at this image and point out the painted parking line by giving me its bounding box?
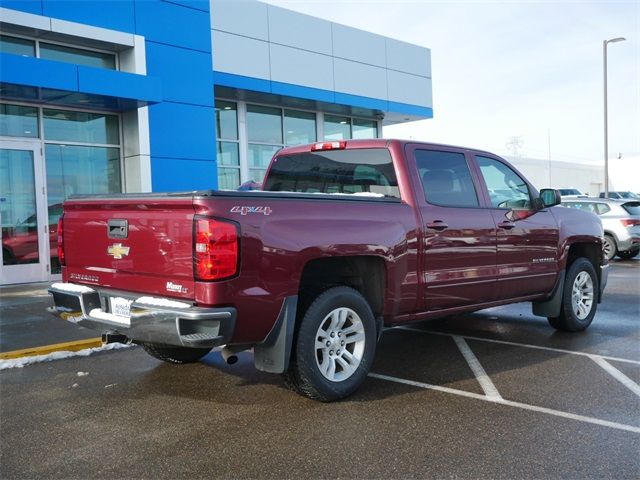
[0,338,103,360]
[452,336,502,400]
[368,372,640,434]
[396,327,640,365]
[590,355,640,398]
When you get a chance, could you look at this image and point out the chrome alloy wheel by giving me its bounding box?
[572,271,594,320]
[315,307,366,382]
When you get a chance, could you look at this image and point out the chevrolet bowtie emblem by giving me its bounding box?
[107,243,130,259]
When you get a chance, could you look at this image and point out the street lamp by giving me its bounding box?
[603,37,626,198]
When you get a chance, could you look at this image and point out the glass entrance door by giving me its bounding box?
[0,140,48,284]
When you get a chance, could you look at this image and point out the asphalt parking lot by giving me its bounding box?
[1,260,638,479]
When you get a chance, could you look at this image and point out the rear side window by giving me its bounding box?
[622,202,640,215]
[415,150,479,207]
[595,203,611,215]
[263,148,400,198]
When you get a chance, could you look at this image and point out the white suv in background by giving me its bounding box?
[560,198,640,260]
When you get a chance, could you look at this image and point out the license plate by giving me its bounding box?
[109,297,133,319]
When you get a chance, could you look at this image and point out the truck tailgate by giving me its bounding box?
[62,197,196,300]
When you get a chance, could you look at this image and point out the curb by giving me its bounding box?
[0,338,103,360]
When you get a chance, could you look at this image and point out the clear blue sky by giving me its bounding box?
[264,0,639,165]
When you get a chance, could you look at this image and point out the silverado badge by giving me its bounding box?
[107,243,130,259]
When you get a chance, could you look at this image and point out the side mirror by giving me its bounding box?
[539,188,561,208]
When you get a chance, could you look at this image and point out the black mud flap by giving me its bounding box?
[253,296,298,374]
[532,271,565,318]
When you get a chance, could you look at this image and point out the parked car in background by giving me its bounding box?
[558,188,586,198]
[599,191,639,200]
[560,198,640,260]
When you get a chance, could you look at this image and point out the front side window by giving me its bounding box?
[477,156,532,209]
[415,150,479,207]
[263,148,400,198]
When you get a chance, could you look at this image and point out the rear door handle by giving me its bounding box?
[498,221,516,230]
[427,220,449,231]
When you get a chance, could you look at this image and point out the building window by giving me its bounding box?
[215,100,240,190]
[324,115,351,140]
[284,109,316,145]
[246,104,285,183]
[0,34,35,57]
[40,42,116,70]
[0,34,116,70]
[0,104,39,138]
[324,115,378,140]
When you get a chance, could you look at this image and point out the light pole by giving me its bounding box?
[603,37,626,198]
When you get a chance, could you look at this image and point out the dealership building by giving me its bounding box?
[0,0,433,284]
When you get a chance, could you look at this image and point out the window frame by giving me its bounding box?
[0,32,119,70]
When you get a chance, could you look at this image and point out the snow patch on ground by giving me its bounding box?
[0,343,133,371]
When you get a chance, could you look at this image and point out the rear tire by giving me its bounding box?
[284,286,377,402]
[617,246,639,260]
[140,342,211,364]
[547,257,598,332]
[603,234,617,262]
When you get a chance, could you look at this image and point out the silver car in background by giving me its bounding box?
[560,198,640,261]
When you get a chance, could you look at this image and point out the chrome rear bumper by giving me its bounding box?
[48,283,235,348]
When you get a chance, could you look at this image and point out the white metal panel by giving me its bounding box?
[333,58,387,99]
[266,4,332,55]
[210,0,268,41]
[332,23,386,68]
[386,38,431,77]
[0,7,50,32]
[269,44,334,91]
[212,30,270,80]
[387,70,432,106]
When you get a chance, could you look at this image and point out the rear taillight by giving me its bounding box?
[57,215,65,266]
[311,141,346,151]
[194,217,238,281]
[620,219,640,227]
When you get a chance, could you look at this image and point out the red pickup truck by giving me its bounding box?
[49,139,608,401]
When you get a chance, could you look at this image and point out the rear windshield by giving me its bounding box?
[622,202,640,215]
[263,148,400,198]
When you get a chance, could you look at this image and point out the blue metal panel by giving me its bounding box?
[0,0,42,15]
[271,80,335,104]
[151,157,217,191]
[77,66,162,103]
[145,42,212,106]
[161,0,209,12]
[148,102,216,160]
[213,71,271,94]
[387,101,433,118]
[134,0,211,52]
[334,92,388,113]
[0,53,78,92]
[41,0,135,33]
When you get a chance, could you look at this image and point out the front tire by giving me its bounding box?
[284,286,377,402]
[140,342,211,364]
[548,257,598,332]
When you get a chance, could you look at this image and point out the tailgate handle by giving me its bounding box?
[108,219,128,239]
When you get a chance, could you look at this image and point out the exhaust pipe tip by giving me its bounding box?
[221,347,238,365]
